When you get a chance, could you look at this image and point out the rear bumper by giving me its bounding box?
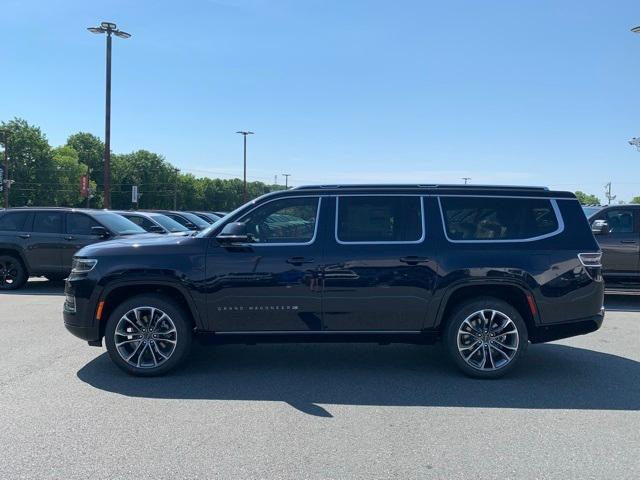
[531,309,604,343]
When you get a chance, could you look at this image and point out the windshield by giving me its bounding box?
[582,206,602,218]
[178,212,210,229]
[196,202,251,237]
[151,213,190,232]
[93,212,147,235]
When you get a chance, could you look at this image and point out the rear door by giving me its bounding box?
[62,212,104,271]
[591,208,640,277]
[322,195,437,331]
[25,211,65,274]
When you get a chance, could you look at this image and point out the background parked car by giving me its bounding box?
[148,210,210,231]
[0,208,151,289]
[188,211,221,224]
[588,204,640,291]
[112,211,191,235]
[582,205,603,217]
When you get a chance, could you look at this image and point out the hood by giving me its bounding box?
[76,233,201,258]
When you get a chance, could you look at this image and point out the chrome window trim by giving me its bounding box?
[334,195,426,245]
[437,195,565,244]
[234,195,322,247]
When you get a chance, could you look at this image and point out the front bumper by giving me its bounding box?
[63,275,102,342]
[531,308,605,343]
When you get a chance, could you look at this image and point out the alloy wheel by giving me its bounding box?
[114,306,178,369]
[0,259,20,288]
[456,309,519,371]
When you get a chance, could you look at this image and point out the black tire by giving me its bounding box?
[0,254,28,290]
[444,297,528,379]
[105,294,193,376]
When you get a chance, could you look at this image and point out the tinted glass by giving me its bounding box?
[601,209,636,234]
[91,212,146,235]
[240,197,319,243]
[33,212,63,234]
[67,213,101,235]
[0,211,31,231]
[337,196,423,242]
[150,214,189,232]
[178,212,209,229]
[440,197,559,241]
[124,215,156,231]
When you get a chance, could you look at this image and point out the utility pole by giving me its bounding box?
[87,22,131,209]
[604,182,616,205]
[462,177,471,185]
[236,131,254,203]
[0,130,9,208]
[173,168,179,210]
[282,173,291,189]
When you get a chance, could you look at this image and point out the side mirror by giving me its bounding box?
[216,222,250,243]
[91,226,110,238]
[591,219,609,235]
[148,225,166,234]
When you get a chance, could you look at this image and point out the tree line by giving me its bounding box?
[0,118,285,211]
[1,118,638,209]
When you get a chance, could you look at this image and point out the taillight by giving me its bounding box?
[578,252,602,268]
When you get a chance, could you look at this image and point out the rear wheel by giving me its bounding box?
[444,297,528,379]
[105,294,193,376]
[0,254,28,290]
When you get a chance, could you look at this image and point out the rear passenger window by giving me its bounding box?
[33,212,63,234]
[67,213,100,235]
[0,212,31,231]
[440,197,560,241]
[337,196,423,243]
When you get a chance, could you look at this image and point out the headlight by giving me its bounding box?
[71,258,98,273]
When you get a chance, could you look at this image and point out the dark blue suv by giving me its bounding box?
[63,185,604,378]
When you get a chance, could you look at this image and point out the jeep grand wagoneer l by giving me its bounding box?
[63,185,604,378]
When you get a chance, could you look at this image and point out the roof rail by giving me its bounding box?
[293,184,549,191]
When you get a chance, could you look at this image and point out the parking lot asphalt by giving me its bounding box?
[1,280,639,480]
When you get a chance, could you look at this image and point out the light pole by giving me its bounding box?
[462,177,471,184]
[0,130,9,208]
[87,21,131,209]
[282,173,291,189]
[236,131,254,202]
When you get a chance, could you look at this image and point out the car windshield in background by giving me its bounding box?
[583,206,602,218]
[150,214,190,232]
[93,212,147,235]
[179,212,210,229]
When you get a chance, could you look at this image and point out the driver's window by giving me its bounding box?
[239,197,320,244]
[601,210,635,234]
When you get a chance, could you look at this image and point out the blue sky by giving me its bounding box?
[2,0,640,201]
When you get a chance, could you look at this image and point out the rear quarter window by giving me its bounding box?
[0,211,32,231]
[439,196,560,241]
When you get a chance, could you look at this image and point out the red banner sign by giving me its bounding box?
[80,175,89,198]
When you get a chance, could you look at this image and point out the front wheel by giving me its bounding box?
[444,297,528,379]
[105,294,193,376]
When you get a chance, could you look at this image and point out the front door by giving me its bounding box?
[322,195,437,331]
[206,196,323,331]
[592,208,640,278]
[62,213,104,272]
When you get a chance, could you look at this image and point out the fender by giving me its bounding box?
[0,243,30,272]
[98,274,204,328]
[431,278,540,329]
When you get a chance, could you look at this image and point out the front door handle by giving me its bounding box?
[286,257,314,266]
[399,256,429,265]
[620,240,637,244]
[18,234,31,239]
[64,236,76,241]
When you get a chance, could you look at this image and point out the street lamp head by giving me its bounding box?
[114,30,131,39]
[87,26,107,34]
[101,21,118,30]
[631,26,640,33]
[236,131,254,135]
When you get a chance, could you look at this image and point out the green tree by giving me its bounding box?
[51,146,92,206]
[630,196,640,204]
[574,191,600,205]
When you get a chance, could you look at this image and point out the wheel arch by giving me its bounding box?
[98,280,201,339]
[435,281,539,337]
[0,246,30,272]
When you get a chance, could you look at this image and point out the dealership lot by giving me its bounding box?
[1,280,639,479]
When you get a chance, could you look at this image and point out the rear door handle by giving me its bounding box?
[18,234,31,239]
[64,236,76,241]
[399,256,429,265]
[286,257,314,266]
[620,240,637,244]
